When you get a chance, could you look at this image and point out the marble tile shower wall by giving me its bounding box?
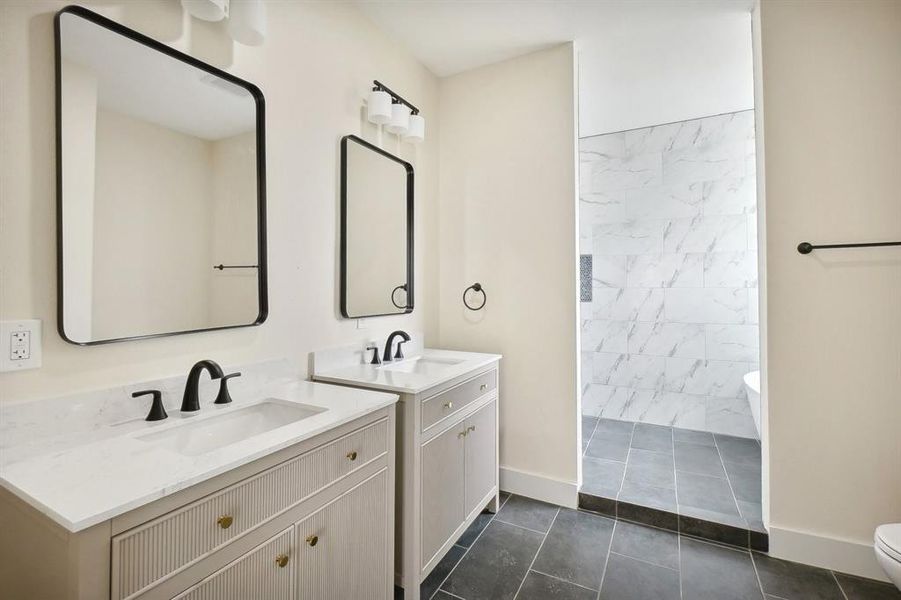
[579,110,759,439]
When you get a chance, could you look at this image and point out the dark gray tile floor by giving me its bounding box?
[396,494,900,600]
[582,417,765,534]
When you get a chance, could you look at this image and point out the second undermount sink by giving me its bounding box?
[137,399,326,456]
[379,356,464,375]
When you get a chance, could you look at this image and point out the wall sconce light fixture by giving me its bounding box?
[366,80,425,143]
[181,0,266,46]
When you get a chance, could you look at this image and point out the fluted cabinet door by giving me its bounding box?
[173,527,294,600]
[296,470,390,600]
[420,422,466,565]
[464,400,497,517]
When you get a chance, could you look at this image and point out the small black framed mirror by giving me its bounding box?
[55,6,267,345]
[340,135,414,318]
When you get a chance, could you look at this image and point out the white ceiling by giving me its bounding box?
[352,0,754,78]
[60,11,255,141]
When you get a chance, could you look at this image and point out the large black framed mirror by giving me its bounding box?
[340,135,414,318]
[55,6,267,345]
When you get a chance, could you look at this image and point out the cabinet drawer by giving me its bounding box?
[173,527,294,600]
[111,418,388,600]
[422,369,496,432]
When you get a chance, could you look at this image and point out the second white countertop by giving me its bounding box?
[313,348,502,394]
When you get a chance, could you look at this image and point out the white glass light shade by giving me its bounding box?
[386,103,411,134]
[181,0,228,21]
[403,114,425,143]
[367,90,392,125]
[228,0,266,46]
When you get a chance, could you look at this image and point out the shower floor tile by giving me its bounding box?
[580,418,766,549]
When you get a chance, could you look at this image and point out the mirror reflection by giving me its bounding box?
[341,136,413,318]
[57,9,265,344]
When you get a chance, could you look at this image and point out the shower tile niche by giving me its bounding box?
[580,110,759,438]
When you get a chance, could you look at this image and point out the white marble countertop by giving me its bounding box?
[313,348,502,394]
[0,378,397,533]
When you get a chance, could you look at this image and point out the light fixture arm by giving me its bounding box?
[372,80,420,115]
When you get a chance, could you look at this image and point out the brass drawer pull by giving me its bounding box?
[443,401,454,410]
[306,534,319,547]
[217,515,234,529]
[275,554,290,568]
[346,450,358,461]
[480,383,488,391]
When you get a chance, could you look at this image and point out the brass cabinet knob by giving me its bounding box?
[346,451,358,461]
[443,402,453,410]
[275,554,290,568]
[306,534,319,547]
[217,515,234,529]
[480,384,487,391]
[458,430,467,438]
[468,425,476,433]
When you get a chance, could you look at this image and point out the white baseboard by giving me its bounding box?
[499,466,578,509]
[769,525,889,582]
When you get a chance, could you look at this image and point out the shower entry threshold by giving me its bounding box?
[581,418,768,551]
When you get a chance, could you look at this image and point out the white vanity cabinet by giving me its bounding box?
[0,405,396,600]
[314,355,501,600]
[420,399,497,565]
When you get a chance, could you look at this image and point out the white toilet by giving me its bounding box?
[875,523,901,590]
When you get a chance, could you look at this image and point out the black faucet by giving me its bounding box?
[182,359,224,412]
[383,330,411,363]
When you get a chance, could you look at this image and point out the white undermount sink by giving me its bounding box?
[137,399,326,456]
[378,356,464,375]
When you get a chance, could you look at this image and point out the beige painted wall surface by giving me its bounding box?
[437,45,579,488]
[760,0,901,572]
[0,0,439,401]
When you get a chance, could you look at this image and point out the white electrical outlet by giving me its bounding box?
[1,320,42,373]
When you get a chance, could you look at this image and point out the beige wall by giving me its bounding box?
[759,0,901,579]
[437,44,580,501]
[0,0,439,400]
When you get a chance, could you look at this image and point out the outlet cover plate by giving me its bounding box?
[1,320,42,373]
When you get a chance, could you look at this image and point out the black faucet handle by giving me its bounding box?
[214,372,241,405]
[366,346,382,365]
[394,340,409,360]
[133,389,168,422]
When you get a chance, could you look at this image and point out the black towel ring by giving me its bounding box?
[391,284,407,309]
[463,282,486,311]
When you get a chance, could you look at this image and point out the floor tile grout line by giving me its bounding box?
[583,416,600,458]
[830,570,851,600]
[615,421,636,499]
[677,523,684,600]
[595,518,618,600]
[674,425,684,600]
[712,432,747,524]
[608,550,680,573]
[748,546,769,599]
[528,568,601,593]
[512,507,560,600]
[429,491,511,600]
[492,518,551,536]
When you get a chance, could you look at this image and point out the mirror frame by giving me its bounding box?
[54,6,268,345]
[339,135,414,318]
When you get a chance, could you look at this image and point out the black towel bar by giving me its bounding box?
[797,241,901,254]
